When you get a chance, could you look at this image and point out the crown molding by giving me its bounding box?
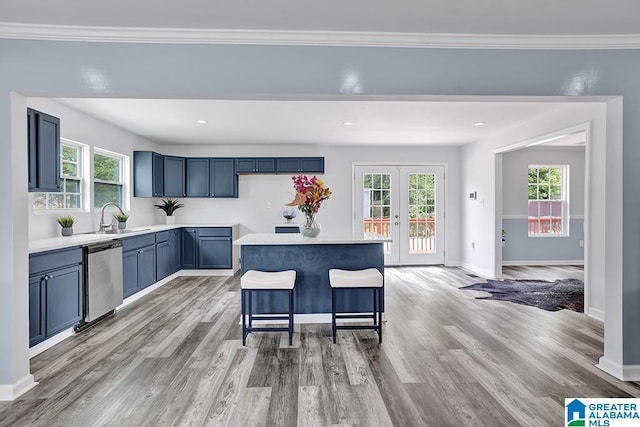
[1,22,640,49]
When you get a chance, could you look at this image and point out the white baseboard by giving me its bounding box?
[0,374,37,401]
[179,269,237,276]
[239,312,387,325]
[596,357,640,381]
[29,328,75,358]
[502,260,584,266]
[459,262,493,278]
[585,307,604,322]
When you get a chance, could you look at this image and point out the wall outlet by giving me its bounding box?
[579,239,584,247]
[266,202,272,209]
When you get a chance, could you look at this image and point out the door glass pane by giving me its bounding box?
[363,173,391,253]
[408,173,435,253]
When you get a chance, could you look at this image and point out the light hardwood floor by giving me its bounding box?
[1,265,637,426]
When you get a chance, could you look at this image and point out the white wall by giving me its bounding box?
[161,144,462,264]
[460,102,608,319]
[27,99,159,239]
[502,147,585,216]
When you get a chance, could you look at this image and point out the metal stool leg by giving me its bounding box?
[332,287,337,344]
[241,289,247,346]
[372,288,378,325]
[288,289,294,346]
[248,290,253,329]
[378,287,383,344]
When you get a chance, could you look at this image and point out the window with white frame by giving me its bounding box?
[527,165,569,236]
[93,149,125,208]
[33,141,83,210]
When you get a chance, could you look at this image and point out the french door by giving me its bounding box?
[354,165,445,265]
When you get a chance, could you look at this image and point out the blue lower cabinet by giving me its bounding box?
[123,250,139,298]
[28,247,83,347]
[29,276,46,347]
[45,264,83,337]
[122,234,157,298]
[169,229,182,274]
[182,228,197,269]
[180,227,233,269]
[156,240,171,281]
[196,228,233,269]
[138,245,156,289]
[123,244,156,297]
[198,237,232,269]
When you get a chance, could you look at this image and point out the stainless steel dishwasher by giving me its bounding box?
[77,240,123,330]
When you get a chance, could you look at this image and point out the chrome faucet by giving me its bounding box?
[99,202,125,232]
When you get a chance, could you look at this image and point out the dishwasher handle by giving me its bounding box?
[85,240,123,254]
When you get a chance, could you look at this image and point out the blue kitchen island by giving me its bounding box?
[233,232,389,318]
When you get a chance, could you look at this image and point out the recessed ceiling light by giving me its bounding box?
[474,122,485,127]
[343,121,354,126]
[197,119,208,124]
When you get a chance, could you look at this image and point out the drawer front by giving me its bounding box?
[29,247,82,275]
[197,227,232,237]
[155,230,169,243]
[121,234,156,252]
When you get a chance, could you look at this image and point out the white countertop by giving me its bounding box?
[233,232,391,246]
[29,223,238,254]
[274,223,301,227]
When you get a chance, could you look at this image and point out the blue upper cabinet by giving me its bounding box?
[133,151,164,197]
[164,156,186,197]
[276,157,324,174]
[235,158,276,174]
[186,158,210,197]
[27,108,61,192]
[210,158,238,197]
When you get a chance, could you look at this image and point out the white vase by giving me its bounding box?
[166,216,176,225]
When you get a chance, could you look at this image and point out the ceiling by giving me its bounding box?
[2,0,640,36]
[20,2,606,148]
[54,98,580,147]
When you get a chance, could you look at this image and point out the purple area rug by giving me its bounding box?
[460,278,584,312]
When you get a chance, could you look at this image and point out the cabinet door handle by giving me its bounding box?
[138,250,144,254]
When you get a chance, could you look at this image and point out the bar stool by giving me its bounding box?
[329,268,384,344]
[240,270,296,346]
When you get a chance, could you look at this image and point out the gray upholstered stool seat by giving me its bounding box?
[240,270,296,346]
[329,268,384,344]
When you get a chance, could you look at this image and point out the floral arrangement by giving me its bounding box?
[286,175,332,217]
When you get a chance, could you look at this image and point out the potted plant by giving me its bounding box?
[57,215,75,237]
[114,213,130,229]
[154,198,184,225]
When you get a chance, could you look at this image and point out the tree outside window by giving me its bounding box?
[94,151,124,208]
[527,166,568,236]
[33,142,82,210]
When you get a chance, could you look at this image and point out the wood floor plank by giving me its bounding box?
[4,265,640,427]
